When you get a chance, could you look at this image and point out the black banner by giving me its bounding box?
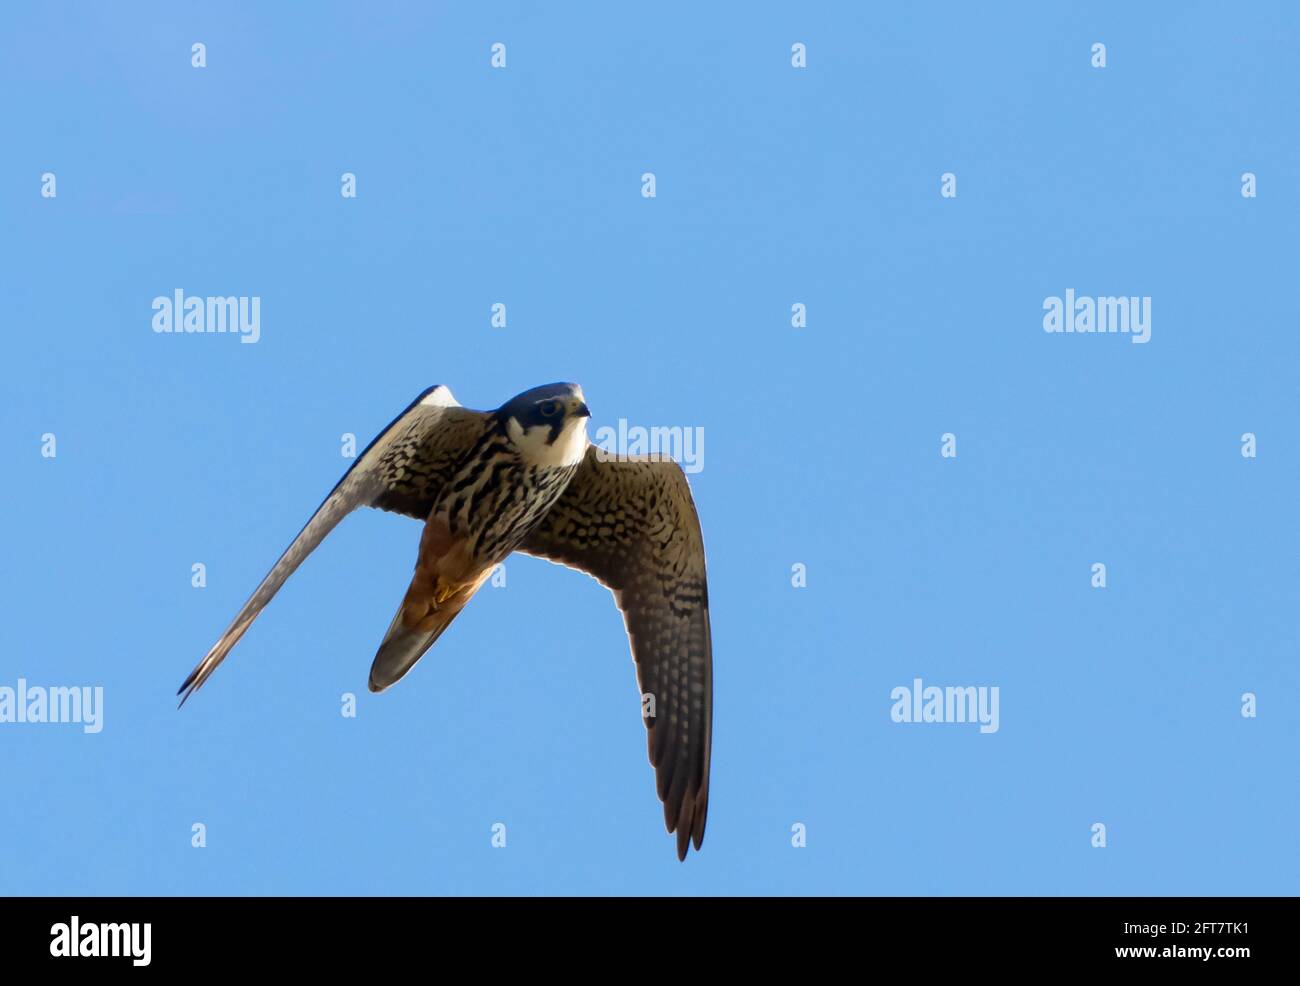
[0,897,1276,972]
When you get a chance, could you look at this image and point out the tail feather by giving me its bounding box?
[368,590,474,692]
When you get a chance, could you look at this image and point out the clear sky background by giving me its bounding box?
[2,2,1297,895]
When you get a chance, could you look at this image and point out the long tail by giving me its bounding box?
[367,605,461,693]
[368,576,486,692]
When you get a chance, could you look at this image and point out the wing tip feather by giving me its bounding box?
[671,794,708,861]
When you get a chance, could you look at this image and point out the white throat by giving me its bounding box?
[507,416,589,468]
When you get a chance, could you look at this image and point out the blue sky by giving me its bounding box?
[2,1,1297,895]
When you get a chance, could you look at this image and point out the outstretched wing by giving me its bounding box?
[178,385,490,705]
[519,446,712,860]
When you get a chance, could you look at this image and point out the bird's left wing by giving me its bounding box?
[178,385,490,705]
[518,445,713,859]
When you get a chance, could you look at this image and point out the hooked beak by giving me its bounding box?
[568,399,591,418]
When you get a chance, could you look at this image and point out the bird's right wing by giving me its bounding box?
[178,385,490,705]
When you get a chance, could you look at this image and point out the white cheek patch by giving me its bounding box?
[555,416,590,465]
[508,416,589,467]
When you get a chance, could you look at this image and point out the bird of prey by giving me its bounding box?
[178,383,712,860]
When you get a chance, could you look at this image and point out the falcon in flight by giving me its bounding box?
[178,383,713,859]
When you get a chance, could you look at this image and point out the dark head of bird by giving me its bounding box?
[497,382,591,465]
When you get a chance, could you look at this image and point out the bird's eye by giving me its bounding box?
[539,401,561,418]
